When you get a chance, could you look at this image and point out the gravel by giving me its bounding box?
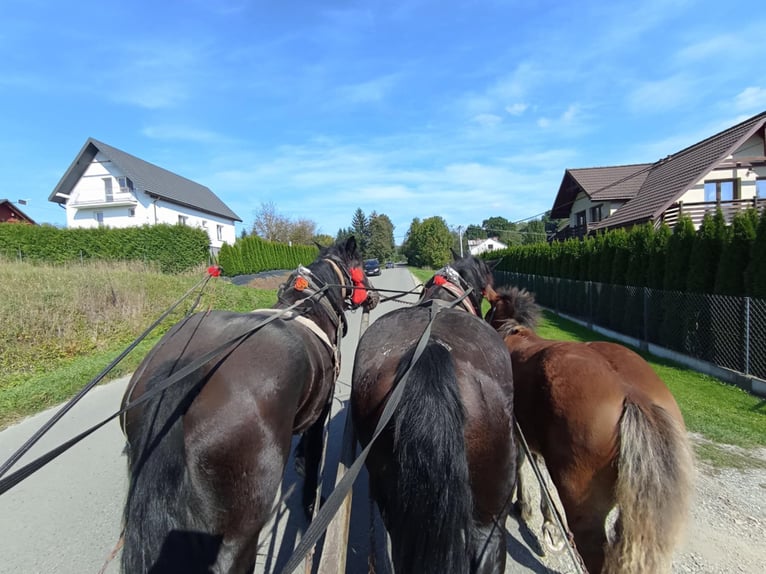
[505,434,766,573]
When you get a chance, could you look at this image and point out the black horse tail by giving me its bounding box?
[385,341,473,574]
[121,370,213,574]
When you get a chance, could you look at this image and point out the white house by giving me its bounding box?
[48,138,241,253]
[468,237,507,255]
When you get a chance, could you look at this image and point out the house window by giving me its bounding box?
[704,179,739,202]
[757,178,766,199]
[575,210,586,228]
[117,176,134,193]
[590,204,603,222]
[216,225,224,241]
[178,215,188,225]
[103,178,113,202]
[95,211,104,227]
[128,208,135,217]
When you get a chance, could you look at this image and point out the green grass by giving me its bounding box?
[0,260,276,429]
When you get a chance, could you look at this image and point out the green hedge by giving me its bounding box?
[486,211,766,298]
[218,235,319,276]
[0,223,210,273]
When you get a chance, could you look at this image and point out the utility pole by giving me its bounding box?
[458,225,464,258]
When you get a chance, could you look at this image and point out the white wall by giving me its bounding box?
[65,152,237,250]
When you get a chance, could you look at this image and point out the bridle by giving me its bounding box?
[418,265,480,315]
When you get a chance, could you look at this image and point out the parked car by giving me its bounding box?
[364,258,381,276]
[385,261,394,269]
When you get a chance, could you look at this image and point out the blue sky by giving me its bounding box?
[2,0,765,242]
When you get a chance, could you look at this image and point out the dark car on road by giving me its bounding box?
[364,258,381,276]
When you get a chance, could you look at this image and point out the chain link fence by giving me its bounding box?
[495,271,766,381]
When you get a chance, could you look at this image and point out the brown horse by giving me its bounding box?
[351,254,517,574]
[485,286,694,574]
[119,236,378,574]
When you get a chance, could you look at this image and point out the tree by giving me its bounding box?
[402,216,452,267]
[714,209,759,296]
[520,219,547,244]
[687,209,726,293]
[746,208,766,297]
[251,201,318,245]
[313,234,335,247]
[252,201,291,242]
[351,208,369,255]
[464,224,486,240]
[367,212,395,262]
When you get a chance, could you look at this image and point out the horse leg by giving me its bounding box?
[299,400,332,520]
[535,456,567,555]
[513,446,534,522]
[470,522,507,574]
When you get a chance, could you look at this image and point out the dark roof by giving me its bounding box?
[0,199,36,224]
[48,138,241,222]
[593,111,766,230]
[550,163,652,218]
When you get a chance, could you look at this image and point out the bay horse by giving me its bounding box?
[119,236,378,574]
[485,286,694,574]
[351,254,517,574]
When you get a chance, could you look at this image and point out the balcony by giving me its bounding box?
[661,197,765,229]
[69,195,138,209]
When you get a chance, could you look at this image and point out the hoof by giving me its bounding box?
[542,521,566,554]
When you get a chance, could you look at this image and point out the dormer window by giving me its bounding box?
[117,176,134,193]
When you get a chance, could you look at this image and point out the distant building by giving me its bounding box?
[47,138,241,253]
[468,237,507,255]
[0,199,36,224]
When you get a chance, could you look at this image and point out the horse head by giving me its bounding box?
[484,285,541,332]
[278,236,379,340]
[420,252,497,315]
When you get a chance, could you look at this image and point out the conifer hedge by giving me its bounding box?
[485,212,765,298]
[217,235,319,276]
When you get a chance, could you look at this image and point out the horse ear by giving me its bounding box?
[314,240,323,249]
[344,235,358,256]
[487,257,502,271]
[484,285,499,303]
[450,248,460,261]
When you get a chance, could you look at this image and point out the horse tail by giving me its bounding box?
[605,398,694,573]
[121,370,208,573]
[384,341,473,574]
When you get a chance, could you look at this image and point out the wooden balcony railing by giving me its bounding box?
[661,197,765,228]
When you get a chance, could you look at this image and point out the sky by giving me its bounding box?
[2,0,766,243]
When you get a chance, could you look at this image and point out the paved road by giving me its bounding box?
[0,267,575,574]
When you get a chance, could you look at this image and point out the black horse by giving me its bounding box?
[351,253,517,574]
[119,236,378,574]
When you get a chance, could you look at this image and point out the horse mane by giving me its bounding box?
[493,286,541,334]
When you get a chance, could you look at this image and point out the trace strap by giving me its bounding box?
[0,288,327,497]
[279,289,472,574]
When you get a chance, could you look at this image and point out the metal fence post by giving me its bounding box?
[643,287,649,347]
[744,297,751,376]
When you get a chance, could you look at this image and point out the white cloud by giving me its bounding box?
[505,103,528,116]
[734,87,766,112]
[626,75,695,113]
[338,74,399,104]
[141,125,234,144]
[472,113,503,127]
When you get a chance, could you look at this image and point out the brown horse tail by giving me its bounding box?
[605,399,694,573]
[384,340,473,574]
